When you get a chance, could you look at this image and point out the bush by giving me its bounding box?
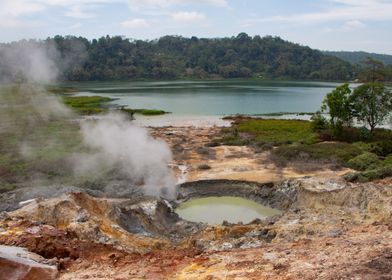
[310,111,328,131]
[357,166,392,182]
[384,155,392,166]
[358,127,371,140]
[369,141,392,157]
[272,142,362,166]
[347,152,381,171]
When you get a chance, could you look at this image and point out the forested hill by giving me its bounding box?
[324,51,392,66]
[1,33,355,81]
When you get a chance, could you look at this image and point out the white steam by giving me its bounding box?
[0,40,177,199]
[75,114,176,198]
[0,40,59,84]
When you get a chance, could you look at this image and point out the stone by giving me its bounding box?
[0,245,58,280]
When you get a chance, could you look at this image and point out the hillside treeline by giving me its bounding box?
[2,33,391,82]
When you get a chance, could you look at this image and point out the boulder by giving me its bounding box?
[0,245,58,280]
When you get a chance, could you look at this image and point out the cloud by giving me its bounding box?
[343,19,365,30]
[65,5,95,19]
[121,18,149,28]
[0,0,118,28]
[128,0,227,9]
[171,11,206,22]
[244,0,392,25]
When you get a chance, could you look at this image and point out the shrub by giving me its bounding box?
[272,142,362,167]
[384,155,392,166]
[358,126,371,141]
[357,166,392,182]
[310,111,328,131]
[369,141,392,157]
[347,152,381,171]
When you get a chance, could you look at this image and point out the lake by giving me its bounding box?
[69,80,342,116]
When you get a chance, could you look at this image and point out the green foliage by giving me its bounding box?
[358,126,371,140]
[359,57,387,83]
[348,166,392,182]
[384,155,392,166]
[0,34,355,82]
[0,86,83,185]
[322,78,392,135]
[322,83,354,134]
[347,152,381,171]
[324,51,392,67]
[120,108,168,116]
[63,95,113,115]
[310,111,328,131]
[272,142,362,166]
[351,82,392,132]
[234,119,318,145]
[368,141,392,157]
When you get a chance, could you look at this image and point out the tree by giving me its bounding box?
[322,83,354,132]
[360,57,386,82]
[351,82,392,132]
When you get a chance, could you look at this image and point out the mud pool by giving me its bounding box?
[175,196,282,224]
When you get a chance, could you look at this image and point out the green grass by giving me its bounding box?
[62,96,114,115]
[231,119,318,145]
[272,142,362,165]
[218,117,392,180]
[120,107,168,116]
[254,112,315,117]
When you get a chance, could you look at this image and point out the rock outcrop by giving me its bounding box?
[0,245,58,280]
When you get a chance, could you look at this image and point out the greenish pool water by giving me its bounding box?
[175,196,282,224]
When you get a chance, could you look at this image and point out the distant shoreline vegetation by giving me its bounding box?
[0,33,371,82]
[61,95,169,116]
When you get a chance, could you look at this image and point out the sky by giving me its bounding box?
[0,0,392,54]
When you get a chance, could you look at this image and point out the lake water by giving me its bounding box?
[175,196,282,224]
[70,80,342,116]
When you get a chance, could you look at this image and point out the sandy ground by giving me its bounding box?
[151,126,350,184]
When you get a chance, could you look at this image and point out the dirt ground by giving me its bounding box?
[1,126,391,280]
[151,126,350,183]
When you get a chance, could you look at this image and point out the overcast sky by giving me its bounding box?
[1,0,391,54]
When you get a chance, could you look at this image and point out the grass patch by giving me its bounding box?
[345,166,392,182]
[254,112,315,117]
[272,142,362,167]
[347,152,381,171]
[221,118,318,146]
[120,107,168,116]
[63,96,113,115]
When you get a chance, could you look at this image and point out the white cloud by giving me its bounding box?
[172,11,206,22]
[343,19,365,30]
[244,0,392,25]
[0,0,119,28]
[65,5,95,19]
[128,0,227,9]
[122,19,149,28]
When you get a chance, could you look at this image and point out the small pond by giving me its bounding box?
[175,196,282,224]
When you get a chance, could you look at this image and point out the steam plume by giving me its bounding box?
[0,39,176,199]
